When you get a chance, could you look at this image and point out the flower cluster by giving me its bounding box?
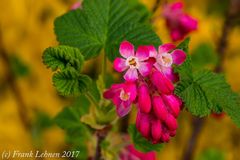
[162,2,198,42]
[104,41,186,143]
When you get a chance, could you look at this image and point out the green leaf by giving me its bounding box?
[52,69,91,96]
[177,37,190,53]
[175,70,240,125]
[54,0,161,61]
[197,148,225,160]
[128,124,163,152]
[191,43,218,70]
[43,45,84,71]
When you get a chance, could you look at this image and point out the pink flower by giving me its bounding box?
[70,1,82,10]
[148,44,186,82]
[162,2,198,41]
[120,144,157,160]
[103,82,137,117]
[113,41,151,82]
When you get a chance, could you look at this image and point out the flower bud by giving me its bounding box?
[162,94,181,117]
[150,70,174,95]
[138,83,151,113]
[152,95,169,121]
[161,132,170,142]
[164,114,178,131]
[138,112,151,138]
[151,119,162,142]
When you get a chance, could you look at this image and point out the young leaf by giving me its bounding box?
[53,69,91,96]
[128,124,163,152]
[43,45,84,71]
[54,0,161,61]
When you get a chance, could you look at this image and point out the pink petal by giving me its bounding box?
[103,84,122,99]
[171,49,186,65]
[138,62,151,77]
[116,101,131,117]
[147,45,158,58]
[180,14,198,31]
[124,82,137,102]
[124,68,138,82]
[161,66,179,82]
[158,43,176,54]
[138,83,151,113]
[113,58,127,72]
[136,46,149,61]
[119,41,135,58]
[128,145,157,160]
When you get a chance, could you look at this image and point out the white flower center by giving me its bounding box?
[120,90,130,101]
[158,53,173,67]
[126,56,139,69]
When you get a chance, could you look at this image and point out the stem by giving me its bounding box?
[182,1,236,159]
[85,92,99,109]
[94,126,111,160]
[101,51,107,86]
[0,29,31,130]
[152,0,161,13]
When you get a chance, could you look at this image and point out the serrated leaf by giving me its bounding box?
[52,69,91,96]
[54,0,161,61]
[175,70,240,126]
[43,45,84,71]
[128,124,163,152]
[177,37,190,53]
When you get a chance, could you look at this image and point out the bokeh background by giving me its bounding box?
[0,0,240,159]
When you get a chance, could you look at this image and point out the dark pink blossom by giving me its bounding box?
[148,44,186,82]
[103,82,137,117]
[113,41,151,82]
[162,2,198,41]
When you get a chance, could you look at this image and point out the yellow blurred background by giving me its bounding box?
[0,0,240,159]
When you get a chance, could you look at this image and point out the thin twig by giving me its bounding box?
[94,126,111,160]
[152,0,161,13]
[0,29,31,130]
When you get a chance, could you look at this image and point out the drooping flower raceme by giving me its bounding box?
[104,41,186,144]
[162,2,198,41]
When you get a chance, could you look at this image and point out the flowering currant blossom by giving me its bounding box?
[162,2,198,41]
[148,43,186,82]
[103,82,137,117]
[113,41,151,82]
[105,41,186,144]
[119,144,157,160]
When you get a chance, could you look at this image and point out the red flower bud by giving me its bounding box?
[152,95,169,121]
[138,83,151,113]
